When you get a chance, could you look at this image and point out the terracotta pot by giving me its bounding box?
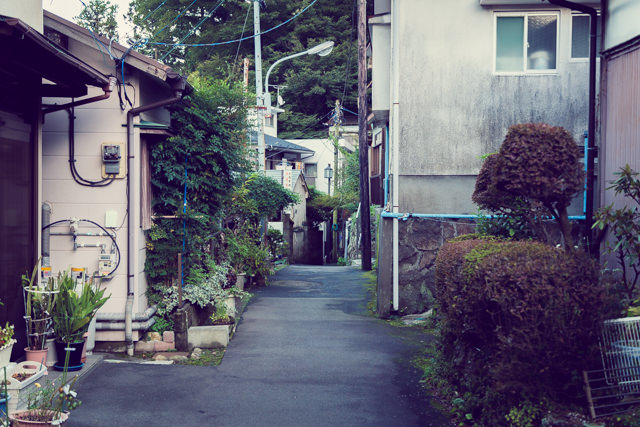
[9,409,68,426]
[24,347,48,365]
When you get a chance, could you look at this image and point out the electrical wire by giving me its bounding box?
[341,0,357,107]
[145,0,319,48]
[231,1,252,75]
[153,0,199,40]
[160,0,226,61]
[67,106,115,187]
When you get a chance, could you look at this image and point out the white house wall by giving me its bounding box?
[393,0,591,214]
[42,78,146,342]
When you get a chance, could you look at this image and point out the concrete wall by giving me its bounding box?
[604,0,640,51]
[395,0,591,214]
[375,0,594,315]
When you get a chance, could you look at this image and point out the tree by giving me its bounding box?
[74,0,120,41]
[473,123,584,249]
[126,0,372,138]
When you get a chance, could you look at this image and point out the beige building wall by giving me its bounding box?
[0,0,43,31]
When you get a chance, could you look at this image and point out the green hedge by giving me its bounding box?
[434,237,616,425]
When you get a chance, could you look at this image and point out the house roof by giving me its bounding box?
[265,134,314,154]
[43,11,190,90]
[0,15,110,98]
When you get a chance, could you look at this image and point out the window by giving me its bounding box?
[571,14,601,59]
[304,163,317,177]
[495,12,558,73]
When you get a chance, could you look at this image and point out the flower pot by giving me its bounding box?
[0,342,14,369]
[0,393,10,417]
[24,347,48,365]
[9,409,69,426]
[53,341,84,371]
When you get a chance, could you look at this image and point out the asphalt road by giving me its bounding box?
[69,265,449,426]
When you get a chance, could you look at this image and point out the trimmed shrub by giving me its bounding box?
[473,123,584,248]
[434,237,616,425]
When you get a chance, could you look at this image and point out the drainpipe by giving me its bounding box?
[41,202,52,269]
[125,75,187,355]
[42,77,116,115]
[390,0,401,312]
[547,0,598,255]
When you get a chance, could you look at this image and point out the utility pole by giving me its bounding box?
[254,0,265,172]
[332,100,342,263]
[358,0,371,271]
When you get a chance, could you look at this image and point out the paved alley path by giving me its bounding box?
[70,265,449,426]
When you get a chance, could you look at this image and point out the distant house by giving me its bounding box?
[369,0,598,316]
[35,11,189,355]
[0,1,111,356]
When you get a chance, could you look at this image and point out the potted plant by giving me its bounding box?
[9,374,81,426]
[0,322,15,371]
[51,270,109,370]
[0,299,15,371]
[22,262,57,364]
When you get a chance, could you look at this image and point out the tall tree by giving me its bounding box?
[126,0,370,138]
[75,0,120,41]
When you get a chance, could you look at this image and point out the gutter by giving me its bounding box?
[42,77,116,115]
[547,0,599,255]
[125,75,188,356]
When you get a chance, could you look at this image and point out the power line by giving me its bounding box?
[144,0,318,48]
[160,0,226,61]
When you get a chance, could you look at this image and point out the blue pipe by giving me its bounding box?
[380,211,585,221]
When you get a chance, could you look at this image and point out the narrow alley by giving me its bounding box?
[69,265,449,426]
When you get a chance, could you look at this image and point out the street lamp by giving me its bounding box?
[264,41,334,114]
[324,163,333,195]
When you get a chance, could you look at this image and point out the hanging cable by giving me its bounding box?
[341,0,357,106]
[160,0,226,61]
[67,106,115,187]
[145,0,319,48]
[232,1,252,75]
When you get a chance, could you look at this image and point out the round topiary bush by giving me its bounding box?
[434,237,617,425]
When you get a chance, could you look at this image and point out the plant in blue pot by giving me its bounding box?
[51,271,109,371]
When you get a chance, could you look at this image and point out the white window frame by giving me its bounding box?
[493,11,560,75]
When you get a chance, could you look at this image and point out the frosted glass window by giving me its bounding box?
[495,13,558,73]
[305,163,317,177]
[571,14,601,59]
[496,17,524,72]
[572,15,590,58]
[527,15,557,70]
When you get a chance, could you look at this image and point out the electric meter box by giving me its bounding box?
[101,142,125,179]
[98,253,116,277]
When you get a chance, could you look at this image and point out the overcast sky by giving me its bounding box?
[43,0,135,41]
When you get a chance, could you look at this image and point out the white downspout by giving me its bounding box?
[391,0,400,311]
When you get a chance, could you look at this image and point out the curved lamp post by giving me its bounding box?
[264,41,334,113]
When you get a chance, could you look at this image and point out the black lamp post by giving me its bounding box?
[324,163,333,195]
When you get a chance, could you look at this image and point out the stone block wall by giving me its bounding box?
[395,217,476,314]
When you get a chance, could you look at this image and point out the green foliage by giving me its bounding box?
[266,228,288,259]
[473,124,584,248]
[52,272,110,344]
[337,257,350,266]
[334,144,360,211]
[433,237,617,426]
[594,165,640,303]
[505,401,545,427]
[145,76,250,308]
[127,0,373,138]
[74,0,119,41]
[245,174,298,220]
[306,186,339,227]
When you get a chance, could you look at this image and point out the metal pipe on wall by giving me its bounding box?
[125,75,187,355]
